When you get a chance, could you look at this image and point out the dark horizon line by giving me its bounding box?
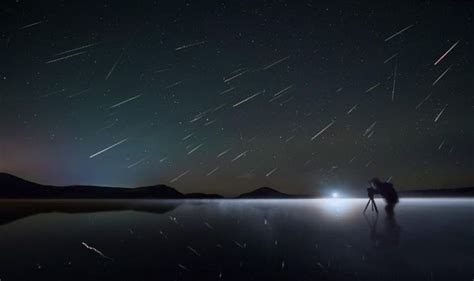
[1,172,474,199]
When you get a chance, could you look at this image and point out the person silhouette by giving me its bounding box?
[368,177,399,217]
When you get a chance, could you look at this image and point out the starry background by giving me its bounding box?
[1,0,473,196]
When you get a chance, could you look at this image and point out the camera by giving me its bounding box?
[367,187,376,200]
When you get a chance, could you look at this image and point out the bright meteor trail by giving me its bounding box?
[3,0,472,197]
[434,41,460,66]
[109,95,142,109]
[89,138,129,159]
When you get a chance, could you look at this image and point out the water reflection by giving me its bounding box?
[0,199,471,281]
[364,213,401,248]
[0,199,182,226]
[319,198,361,216]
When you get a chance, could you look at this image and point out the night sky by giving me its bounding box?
[1,1,473,196]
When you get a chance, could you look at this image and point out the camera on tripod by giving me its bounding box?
[364,187,378,213]
[367,187,375,200]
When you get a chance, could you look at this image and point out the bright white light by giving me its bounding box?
[332,192,339,198]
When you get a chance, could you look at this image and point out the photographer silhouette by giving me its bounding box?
[367,178,399,217]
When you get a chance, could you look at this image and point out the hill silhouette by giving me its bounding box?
[1,173,473,199]
[0,173,186,199]
[237,187,299,198]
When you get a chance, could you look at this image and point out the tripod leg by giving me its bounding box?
[363,199,371,213]
[372,199,379,213]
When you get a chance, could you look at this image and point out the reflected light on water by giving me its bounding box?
[318,198,375,217]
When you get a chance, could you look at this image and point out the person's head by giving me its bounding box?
[369,177,381,188]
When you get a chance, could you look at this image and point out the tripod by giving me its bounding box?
[363,197,378,213]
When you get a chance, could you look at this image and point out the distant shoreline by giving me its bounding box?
[1,173,473,199]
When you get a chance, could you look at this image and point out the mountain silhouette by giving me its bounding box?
[1,173,473,199]
[185,193,224,199]
[0,173,186,199]
[237,187,298,198]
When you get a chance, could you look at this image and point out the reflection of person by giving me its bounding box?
[365,213,401,248]
[368,178,399,217]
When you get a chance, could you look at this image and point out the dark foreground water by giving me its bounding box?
[0,199,472,281]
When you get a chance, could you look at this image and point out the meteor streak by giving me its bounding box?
[232,90,264,107]
[54,43,98,56]
[89,138,129,159]
[262,56,290,70]
[19,20,47,30]
[434,40,460,66]
[175,40,206,51]
[187,143,205,155]
[109,95,141,109]
[432,66,451,86]
[434,104,448,123]
[384,24,414,42]
[170,170,190,183]
[311,120,335,141]
[45,51,86,64]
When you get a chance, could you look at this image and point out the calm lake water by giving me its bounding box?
[0,199,472,281]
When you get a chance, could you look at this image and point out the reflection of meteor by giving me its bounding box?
[178,264,190,271]
[187,246,201,257]
[82,242,113,260]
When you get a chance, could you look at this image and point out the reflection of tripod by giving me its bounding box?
[363,187,378,213]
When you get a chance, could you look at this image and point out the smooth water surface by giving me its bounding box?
[0,199,472,280]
